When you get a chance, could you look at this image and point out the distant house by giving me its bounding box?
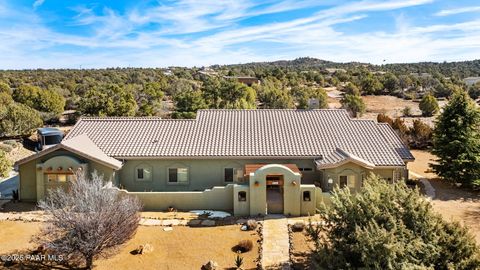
[223,76,260,86]
[463,77,480,86]
[325,68,347,74]
[15,109,414,216]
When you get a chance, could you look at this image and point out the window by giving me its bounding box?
[303,191,311,201]
[299,168,313,172]
[137,168,144,179]
[46,174,73,183]
[224,168,234,182]
[135,164,152,181]
[168,168,188,183]
[238,191,247,202]
[339,175,356,189]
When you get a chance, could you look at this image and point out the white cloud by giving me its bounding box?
[33,0,44,9]
[435,6,480,16]
[1,0,480,69]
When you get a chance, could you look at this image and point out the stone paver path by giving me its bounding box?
[262,215,290,269]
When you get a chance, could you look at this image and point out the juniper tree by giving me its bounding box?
[307,174,480,269]
[431,90,480,188]
[419,93,439,116]
[36,172,142,269]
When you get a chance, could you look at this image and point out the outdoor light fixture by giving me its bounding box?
[328,178,333,184]
[291,180,297,186]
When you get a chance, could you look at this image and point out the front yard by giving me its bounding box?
[0,205,260,270]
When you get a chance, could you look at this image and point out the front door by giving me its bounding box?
[266,175,284,214]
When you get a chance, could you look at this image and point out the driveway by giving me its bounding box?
[0,171,18,198]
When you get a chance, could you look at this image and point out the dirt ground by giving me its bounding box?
[429,179,480,244]
[408,150,480,244]
[0,220,259,270]
[290,230,315,270]
[408,149,438,179]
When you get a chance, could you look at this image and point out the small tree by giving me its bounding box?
[36,172,142,269]
[419,93,439,117]
[402,106,412,117]
[307,174,480,269]
[0,150,12,178]
[431,90,480,188]
[341,93,366,117]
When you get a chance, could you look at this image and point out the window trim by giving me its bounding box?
[167,167,189,185]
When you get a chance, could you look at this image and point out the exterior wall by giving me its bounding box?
[119,158,321,192]
[300,185,316,215]
[18,149,115,202]
[321,162,404,193]
[18,161,37,201]
[248,164,302,216]
[116,184,234,211]
[233,184,250,216]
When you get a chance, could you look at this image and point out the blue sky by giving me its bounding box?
[0,0,479,69]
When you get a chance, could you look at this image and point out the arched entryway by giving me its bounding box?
[247,164,302,216]
[266,174,284,214]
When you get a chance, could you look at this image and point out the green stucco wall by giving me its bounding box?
[119,158,321,192]
[18,149,115,202]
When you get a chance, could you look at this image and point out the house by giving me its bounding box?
[223,76,260,86]
[15,109,414,216]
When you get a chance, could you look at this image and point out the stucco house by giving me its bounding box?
[15,109,414,216]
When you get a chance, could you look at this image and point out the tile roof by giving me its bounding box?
[16,134,122,169]
[65,109,412,167]
[377,123,415,160]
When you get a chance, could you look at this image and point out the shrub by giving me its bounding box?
[307,174,480,269]
[341,93,366,118]
[235,240,253,253]
[35,171,142,269]
[292,222,305,232]
[419,93,439,116]
[2,140,17,146]
[0,150,12,178]
[0,144,13,153]
[246,219,257,230]
[402,106,412,117]
[234,254,244,269]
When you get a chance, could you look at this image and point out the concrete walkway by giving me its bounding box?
[262,215,290,269]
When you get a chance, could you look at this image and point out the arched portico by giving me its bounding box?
[248,164,302,216]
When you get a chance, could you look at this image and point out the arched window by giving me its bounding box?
[238,191,247,202]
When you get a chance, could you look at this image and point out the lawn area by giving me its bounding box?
[0,220,259,270]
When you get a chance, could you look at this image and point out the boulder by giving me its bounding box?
[201,260,218,270]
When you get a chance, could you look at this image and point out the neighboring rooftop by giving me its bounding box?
[37,127,63,136]
[64,109,411,167]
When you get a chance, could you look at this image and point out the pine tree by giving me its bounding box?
[431,90,480,188]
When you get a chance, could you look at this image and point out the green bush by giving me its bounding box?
[419,93,439,117]
[307,174,480,269]
[0,144,13,153]
[0,150,12,178]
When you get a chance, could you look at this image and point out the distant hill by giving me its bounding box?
[219,57,480,78]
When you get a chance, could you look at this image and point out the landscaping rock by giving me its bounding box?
[236,218,247,224]
[292,221,305,232]
[187,219,202,226]
[131,244,154,255]
[240,225,248,231]
[200,220,216,227]
[201,260,218,270]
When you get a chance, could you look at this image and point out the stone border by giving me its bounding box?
[255,221,264,270]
